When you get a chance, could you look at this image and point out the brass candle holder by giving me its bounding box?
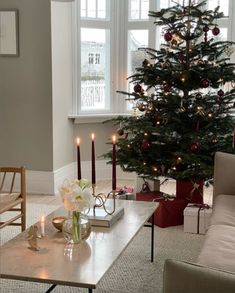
[92,184,116,215]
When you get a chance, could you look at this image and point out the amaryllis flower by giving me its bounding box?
[59,179,95,212]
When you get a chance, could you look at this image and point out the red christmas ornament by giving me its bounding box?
[163,85,170,92]
[117,128,124,136]
[190,142,199,152]
[203,25,209,32]
[212,26,220,36]
[178,52,185,62]
[133,83,142,93]
[141,141,151,150]
[200,78,210,88]
[164,32,173,42]
[217,89,224,97]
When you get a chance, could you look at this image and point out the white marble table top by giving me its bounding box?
[0,200,158,290]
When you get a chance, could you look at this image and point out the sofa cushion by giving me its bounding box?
[210,194,235,227]
[197,224,235,273]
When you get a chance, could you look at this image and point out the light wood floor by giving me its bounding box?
[27,178,213,206]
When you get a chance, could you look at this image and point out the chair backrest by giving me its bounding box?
[213,152,235,202]
[0,166,26,197]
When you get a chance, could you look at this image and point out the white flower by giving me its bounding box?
[59,179,95,212]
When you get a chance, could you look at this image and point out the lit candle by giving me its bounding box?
[112,135,116,191]
[91,133,96,185]
[76,137,81,180]
[40,215,45,237]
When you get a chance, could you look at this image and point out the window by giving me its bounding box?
[72,0,234,115]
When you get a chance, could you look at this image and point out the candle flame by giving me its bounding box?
[91,133,95,140]
[112,135,116,144]
[41,215,45,223]
[76,137,80,145]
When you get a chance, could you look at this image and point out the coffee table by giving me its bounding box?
[0,200,158,292]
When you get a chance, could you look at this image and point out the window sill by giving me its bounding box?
[68,113,131,124]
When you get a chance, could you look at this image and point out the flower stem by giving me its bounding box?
[72,211,81,243]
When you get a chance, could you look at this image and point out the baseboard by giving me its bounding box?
[26,160,137,195]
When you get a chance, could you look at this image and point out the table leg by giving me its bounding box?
[151,214,154,262]
[88,289,93,293]
[45,284,57,293]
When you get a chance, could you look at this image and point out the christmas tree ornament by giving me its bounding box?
[133,83,142,93]
[212,26,220,36]
[200,78,210,88]
[137,103,146,112]
[117,128,124,136]
[217,89,224,97]
[224,46,235,57]
[171,39,178,48]
[163,85,170,93]
[195,93,202,100]
[178,52,185,62]
[164,32,173,42]
[190,142,199,152]
[203,25,209,42]
[141,140,151,150]
[196,106,205,115]
[142,59,149,67]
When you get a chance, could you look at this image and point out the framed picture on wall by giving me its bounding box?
[0,9,19,56]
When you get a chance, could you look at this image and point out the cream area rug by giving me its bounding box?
[0,203,205,293]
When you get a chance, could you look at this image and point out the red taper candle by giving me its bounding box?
[91,133,96,185]
[76,137,81,180]
[112,135,116,191]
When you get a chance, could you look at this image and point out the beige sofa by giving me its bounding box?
[163,152,235,293]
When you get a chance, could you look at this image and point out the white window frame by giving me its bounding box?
[71,0,235,118]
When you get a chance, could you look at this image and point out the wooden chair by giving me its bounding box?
[0,166,26,231]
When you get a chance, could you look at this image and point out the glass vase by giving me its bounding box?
[62,211,91,244]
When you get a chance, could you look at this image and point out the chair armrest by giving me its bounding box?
[163,259,235,293]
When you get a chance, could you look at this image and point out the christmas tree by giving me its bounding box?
[104,0,235,182]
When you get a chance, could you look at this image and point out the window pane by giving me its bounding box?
[81,0,108,19]
[81,0,86,17]
[81,28,110,111]
[87,0,96,18]
[208,0,229,17]
[129,0,149,20]
[97,0,106,18]
[141,0,149,19]
[127,30,148,110]
[160,0,198,9]
[128,30,148,75]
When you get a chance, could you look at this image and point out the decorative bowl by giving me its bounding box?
[52,216,67,231]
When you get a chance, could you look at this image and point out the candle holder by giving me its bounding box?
[92,184,116,215]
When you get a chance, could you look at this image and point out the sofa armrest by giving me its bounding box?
[213,152,235,201]
[163,259,235,293]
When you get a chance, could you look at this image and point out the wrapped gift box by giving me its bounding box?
[136,191,187,227]
[136,177,160,193]
[176,180,204,204]
[184,204,212,234]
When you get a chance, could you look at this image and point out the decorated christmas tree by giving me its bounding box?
[104,0,235,185]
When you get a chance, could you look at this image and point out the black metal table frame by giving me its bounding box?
[45,214,155,293]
